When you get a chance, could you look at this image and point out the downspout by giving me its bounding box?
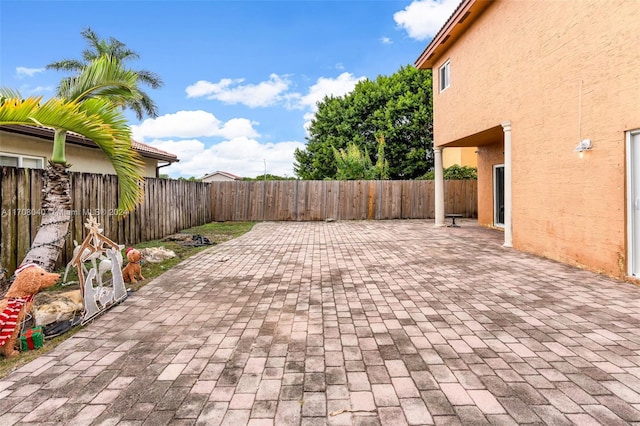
[156,161,176,178]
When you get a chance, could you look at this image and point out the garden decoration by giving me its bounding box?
[67,214,128,324]
[0,264,60,357]
[121,248,145,284]
[63,240,125,288]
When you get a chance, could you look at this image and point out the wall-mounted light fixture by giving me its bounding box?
[575,81,592,159]
[574,138,592,158]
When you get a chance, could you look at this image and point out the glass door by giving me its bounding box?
[494,164,505,227]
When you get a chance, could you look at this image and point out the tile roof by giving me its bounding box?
[131,140,178,162]
[202,170,242,180]
[0,125,178,163]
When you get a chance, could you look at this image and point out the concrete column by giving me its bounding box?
[501,121,513,247]
[434,147,445,227]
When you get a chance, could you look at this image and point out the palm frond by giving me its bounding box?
[57,55,141,103]
[81,27,101,52]
[0,87,24,100]
[80,98,145,211]
[45,59,84,72]
[130,90,159,119]
[81,48,98,63]
[0,96,144,212]
[133,69,163,89]
[48,28,162,120]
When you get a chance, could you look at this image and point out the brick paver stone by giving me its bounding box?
[0,221,639,425]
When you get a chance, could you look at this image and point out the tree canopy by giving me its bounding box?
[47,27,163,119]
[294,65,433,180]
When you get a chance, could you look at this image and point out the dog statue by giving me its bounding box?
[121,248,145,284]
[0,264,60,357]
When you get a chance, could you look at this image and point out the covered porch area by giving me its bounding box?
[433,122,512,247]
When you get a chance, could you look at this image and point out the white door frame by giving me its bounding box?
[626,129,640,276]
[493,164,505,228]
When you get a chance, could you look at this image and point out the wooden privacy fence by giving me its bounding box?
[1,167,477,275]
[210,180,477,222]
[1,167,211,274]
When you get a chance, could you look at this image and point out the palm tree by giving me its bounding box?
[0,56,146,277]
[47,27,162,119]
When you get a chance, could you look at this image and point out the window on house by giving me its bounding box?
[439,60,450,92]
[0,153,45,169]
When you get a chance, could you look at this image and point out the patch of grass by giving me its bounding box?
[127,221,254,291]
[0,221,255,377]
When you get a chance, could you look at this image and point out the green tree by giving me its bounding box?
[294,65,432,180]
[46,27,162,119]
[420,164,478,180]
[0,55,146,275]
[372,134,390,180]
[333,143,373,180]
[243,174,296,181]
[333,135,389,180]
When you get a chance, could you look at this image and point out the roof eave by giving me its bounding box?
[0,125,178,163]
[415,0,493,69]
[138,151,179,163]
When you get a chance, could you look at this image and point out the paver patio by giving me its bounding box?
[1,220,640,425]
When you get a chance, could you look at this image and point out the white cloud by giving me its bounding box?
[149,139,206,161]
[218,118,260,140]
[295,72,366,131]
[185,74,290,108]
[131,110,258,142]
[183,71,365,134]
[302,112,316,133]
[16,67,44,78]
[25,85,54,94]
[185,78,243,98]
[394,0,459,41]
[298,72,366,111]
[148,137,305,179]
[380,37,393,45]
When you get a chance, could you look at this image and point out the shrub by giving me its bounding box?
[420,164,477,180]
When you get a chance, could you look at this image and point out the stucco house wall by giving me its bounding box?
[0,127,177,178]
[419,0,640,277]
[443,146,477,168]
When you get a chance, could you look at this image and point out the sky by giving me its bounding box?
[0,0,459,178]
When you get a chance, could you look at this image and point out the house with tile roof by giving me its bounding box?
[0,125,178,178]
[201,171,242,182]
[415,0,640,278]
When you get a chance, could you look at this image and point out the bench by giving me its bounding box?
[445,214,463,227]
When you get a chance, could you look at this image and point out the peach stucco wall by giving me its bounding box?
[0,131,158,177]
[443,147,478,168]
[431,0,640,277]
[476,142,503,227]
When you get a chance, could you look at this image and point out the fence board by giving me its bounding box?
[1,168,18,274]
[16,170,30,264]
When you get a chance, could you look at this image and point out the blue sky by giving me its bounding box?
[0,0,459,178]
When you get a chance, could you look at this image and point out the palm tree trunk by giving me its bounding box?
[21,162,72,272]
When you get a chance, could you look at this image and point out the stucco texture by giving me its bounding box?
[430,0,640,277]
